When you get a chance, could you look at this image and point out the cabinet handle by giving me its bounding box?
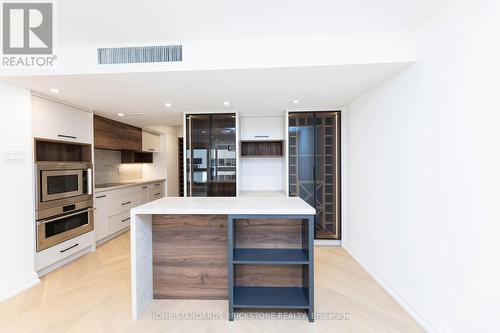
[57,134,77,139]
[60,243,79,253]
[154,183,160,187]
[96,195,106,199]
[121,217,131,222]
[154,192,161,196]
[254,135,269,138]
[121,201,132,206]
[141,186,148,189]
[148,148,155,151]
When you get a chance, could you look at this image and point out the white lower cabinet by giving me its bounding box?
[95,180,165,245]
[35,231,94,272]
[148,182,165,201]
[94,194,108,241]
[107,192,140,217]
[140,185,150,204]
[107,211,131,235]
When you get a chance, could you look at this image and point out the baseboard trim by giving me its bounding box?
[96,226,129,247]
[314,239,341,246]
[342,241,450,333]
[0,272,40,303]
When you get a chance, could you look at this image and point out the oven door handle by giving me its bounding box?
[37,208,95,225]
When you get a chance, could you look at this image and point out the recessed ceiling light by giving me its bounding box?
[49,88,60,93]
[117,113,124,117]
[164,102,172,108]
[223,101,230,106]
[292,99,299,104]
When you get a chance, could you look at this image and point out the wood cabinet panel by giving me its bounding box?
[35,139,92,162]
[234,265,302,287]
[93,115,142,151]
[241,141,283,157]
[152,214,228,299]
[121,151,153,163]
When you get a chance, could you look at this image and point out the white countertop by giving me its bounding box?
[95,178,165,193]
[131,196,315,215]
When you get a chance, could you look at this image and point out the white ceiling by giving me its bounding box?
[3,64,410,126]
[2,1,445,127]
[58,0,448,45]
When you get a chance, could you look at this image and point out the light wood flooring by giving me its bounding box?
[0,232,424,333]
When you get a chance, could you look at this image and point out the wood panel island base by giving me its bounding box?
[131,197,316,322]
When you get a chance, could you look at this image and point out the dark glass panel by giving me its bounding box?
[289,111,340,240]
[45,211,89,237]
[47,175,78,194]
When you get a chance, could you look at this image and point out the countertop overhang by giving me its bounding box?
[131,196,315,215]
[95,178,165,193]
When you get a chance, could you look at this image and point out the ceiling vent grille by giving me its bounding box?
[97,45,182,65]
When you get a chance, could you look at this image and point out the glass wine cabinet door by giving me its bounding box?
[289,112,340,240]
[186,114,236,197]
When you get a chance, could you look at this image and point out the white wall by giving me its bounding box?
[0,82,39,302]
[240,158,284,192]
[345,1,500,332]
[142,126,180,196]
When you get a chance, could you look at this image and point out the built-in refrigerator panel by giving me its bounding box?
[289,111,341,240]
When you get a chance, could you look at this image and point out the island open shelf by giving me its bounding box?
[233,286,309,309]
[130,197,316,322]
[233,248,309,264]
[228,214,314,321]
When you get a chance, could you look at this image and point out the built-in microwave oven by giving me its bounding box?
[35,162,93,216]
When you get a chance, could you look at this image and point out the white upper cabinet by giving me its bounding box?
[142,131,161,152]
[32,95,93,144]
[240,116,284,141]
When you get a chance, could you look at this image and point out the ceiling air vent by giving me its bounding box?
[97,45,182,65]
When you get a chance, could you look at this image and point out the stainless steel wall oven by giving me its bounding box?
[35,162,94,251]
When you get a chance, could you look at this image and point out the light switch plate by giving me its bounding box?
[3,150,26,165]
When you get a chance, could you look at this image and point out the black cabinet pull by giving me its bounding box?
[96,195,106,198]
[121,201,132,205]
[254,135,269,138]
[121,217,131,222]
[148,148,155,151]
[60,243,79,253]
[154,183,160,187]
[57,134,77,139]
[154,192,161,196]
[141,186,148,189]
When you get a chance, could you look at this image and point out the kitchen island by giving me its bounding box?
[130,196,316,321]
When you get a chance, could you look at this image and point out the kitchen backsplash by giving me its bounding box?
[94,149,142,184]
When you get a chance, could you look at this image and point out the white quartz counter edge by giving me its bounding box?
[95,179,165,193]
[131,196,315,215]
